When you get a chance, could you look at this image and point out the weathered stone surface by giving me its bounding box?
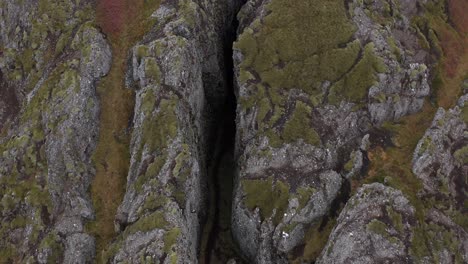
[408,95,468,263]
[413,98,467,207]
[0,1,110,262]
[317,183,417,263]
[351,0,431,124]
[105,0,237,262]
[0,0,465,263]
[231,0,432,262]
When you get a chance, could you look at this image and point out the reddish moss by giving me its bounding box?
[88,0,162,258]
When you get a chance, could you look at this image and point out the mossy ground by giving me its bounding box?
[235,0,386,148]
[357,0,468,261]
[87,0,161,260]
[242,178,317,225]
[242,177,290,224]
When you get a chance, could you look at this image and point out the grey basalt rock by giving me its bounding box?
[348,0,431,125]
[231,0,433,262]
[409,95,468,263]
[0,1,111,262]
[107,0,235,262]
[63,233,96,264]
[412,96,467,207]
[317,183,417,264]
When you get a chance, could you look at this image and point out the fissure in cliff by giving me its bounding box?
[199,7,245,264]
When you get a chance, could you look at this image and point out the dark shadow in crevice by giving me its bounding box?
[199,5,246,264]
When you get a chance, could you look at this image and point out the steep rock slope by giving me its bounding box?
[231,0,431,262]
[0,0,111,262]
[0,0,466,263]
[410,95,467,262]
[318,94,468,264]
[317,183,417,263]
[101,0,241,262]
[315,0,468,263]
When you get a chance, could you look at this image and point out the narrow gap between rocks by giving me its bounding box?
[199,8,245,264]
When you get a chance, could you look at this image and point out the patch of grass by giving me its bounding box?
[461,104,468,123]
[282,101,321,146]
[39,232,63,263]
[344,151,357,172]
[140,192,166,213]
[135,154,167,192]
[163,228,181,253]
[328,43,387,105]
[454,146,468,165]
[141,97,178,152]
[411,223,463,262]
[144,58,161,82]
[289,218,336,263]
[242,177,290,224]
[418,136,434,155]
[125,211,168,234]
[296,186,315,210]
[367,219,389,236]
[386,206,404,233]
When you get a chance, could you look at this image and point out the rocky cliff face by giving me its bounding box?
[231,0,434,262]
[0,0,466,263]
[0,0,110,262]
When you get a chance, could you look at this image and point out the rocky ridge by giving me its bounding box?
[231,0,435,262]
[0,0,466,263]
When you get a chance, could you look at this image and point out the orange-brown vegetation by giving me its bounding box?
[88,0,160,258]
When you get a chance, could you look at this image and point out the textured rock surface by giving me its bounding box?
[0,0,466,263]
[413,96,467,206]
[317,183,417,263]
[103,0,239,262]
[409,95,468,263]
[0,1,110,262]
[231,0,432,262]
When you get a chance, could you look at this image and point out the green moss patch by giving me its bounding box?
[125,211,168,234]
[282,101,321,146]
[454,146,468,165]
[367,219,390,236]
[235,0,356,95]
[328,43,386,104]
[242,177,290,224]
[141,97,178,152]
[163,228,181,253]
[461,105,468,123]
[235,0,387,147]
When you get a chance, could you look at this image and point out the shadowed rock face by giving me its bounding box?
[0,72,19,131]
[0,0,466,263]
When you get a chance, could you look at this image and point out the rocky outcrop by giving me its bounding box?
[231,0,431,262]
[0,1,111,262]
[0,0,465,263]
[103,0,239,262]
[354,0,431,124]
[409,94,468,263]
[317,183,417,263]
[316,93,468,263]
[413,95,467,208]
